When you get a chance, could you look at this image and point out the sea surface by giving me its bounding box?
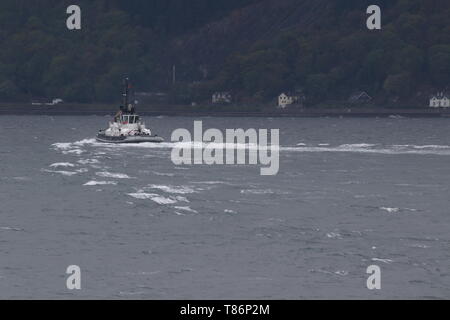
[0,115,449,299]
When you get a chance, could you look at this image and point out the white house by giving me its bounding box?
[429,96,440,107]
[212,92,232,104]
[430,93,450,108]
[278,92,300,108]
[442,96,450,107]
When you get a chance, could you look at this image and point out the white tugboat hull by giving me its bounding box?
[96,134,164,144]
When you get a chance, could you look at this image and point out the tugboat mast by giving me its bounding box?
[122,77,130,108]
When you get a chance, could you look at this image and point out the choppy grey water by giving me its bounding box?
[0,115,449,299]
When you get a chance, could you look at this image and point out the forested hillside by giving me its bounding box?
[0,0,257,102]
[0,0,449,107]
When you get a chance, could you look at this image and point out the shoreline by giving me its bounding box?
[1,103,450,118]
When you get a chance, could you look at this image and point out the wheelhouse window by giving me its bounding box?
[121,115,139,124]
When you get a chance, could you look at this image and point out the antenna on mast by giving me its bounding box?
[172,65,176,84]
[123,77,130,107]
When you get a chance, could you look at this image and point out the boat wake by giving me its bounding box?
[52,139,450,156]
[286,143,450,155]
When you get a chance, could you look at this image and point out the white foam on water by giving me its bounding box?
[42,169,79,176]
[309,268,347,277]
[309,269,333,275]
[0,226,23,232]
[379,207,417,213]
[412,145,450,149]
[49,162,75,168]
[372,258,393,264]
[393,145,412,148]
[54,139,278,152]
[78,159,100,165]
[146,184,195,194]
[127,192,157,200]
[83,181,118,186]
[73,138,97,146]
[224,209,237,214]
[326,232,343,239]
[52,142,73,150]
[96,172,132,179]
[174,206,198,214]
[62,149,84,155]
[284,143,450,155]
[380,207,400,213]
[53,138,450,157]
[52,139,97,156]
[192,181,232,185]
[127,192,178,205]
[115,141,279,152]
[340,143,377,148]
[175,196,190,203]
[152,172,175,177]
[240,189,275,195]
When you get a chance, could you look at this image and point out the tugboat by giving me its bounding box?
[96,78,164,144]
